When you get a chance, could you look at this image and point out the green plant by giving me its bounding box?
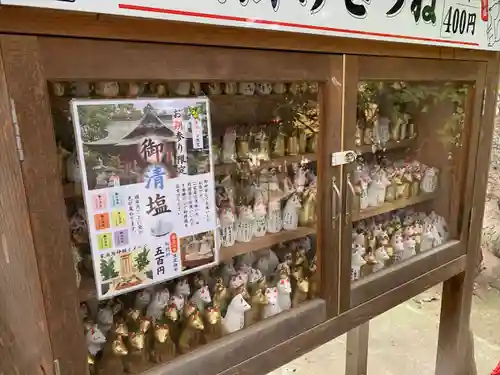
[272,88,320,135]
[431,83,468,150]
[187,103,207,118]
[78,104,115,142]
[357,82,381,126]
[134,247,151,273]
[78,103,143,142]
[399,82,467,150]
[358,81,468,151]
[291,99,319,134]
[100,257,119,281]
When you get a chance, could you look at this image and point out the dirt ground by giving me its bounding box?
[268,114,500,374]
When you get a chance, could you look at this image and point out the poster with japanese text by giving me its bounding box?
[70,98,218,299]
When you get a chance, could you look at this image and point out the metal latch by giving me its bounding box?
[481,88,487,116]
[331,150,356,166]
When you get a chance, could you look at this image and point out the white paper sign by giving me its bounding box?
[2,0,500,51]
[70,98,218,299]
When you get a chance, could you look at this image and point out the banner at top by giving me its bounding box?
[3,0,500,51]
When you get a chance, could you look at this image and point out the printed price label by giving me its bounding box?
[441,1,478,37]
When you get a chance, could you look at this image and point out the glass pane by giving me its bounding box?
[49,80,321,371]
[350,81,469,281]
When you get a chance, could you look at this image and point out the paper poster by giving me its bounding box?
[70,98,218,299]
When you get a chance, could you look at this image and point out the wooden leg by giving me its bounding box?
[436,273,472,375]
[466,328,477,375]
[436,57,499,375]
[345,321,369,375]
[437,279,478,375]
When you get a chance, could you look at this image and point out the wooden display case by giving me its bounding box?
[0,5,497,375]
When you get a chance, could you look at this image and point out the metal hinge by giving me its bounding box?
[331,150,356,166]
[9,98,24,162]
[481,88,487,116]
[53,359,61,375]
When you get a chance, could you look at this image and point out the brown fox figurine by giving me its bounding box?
[292,276,309,308]
[244,287,268,327]
[164,303,182,344]
[92,319,128,375]
[308,257,319,300]
[212,277,229,316]
[123,330,151,374]
[150,322,176,364]
[203,306,224,343]
[179,311,205,354]
[96,333,128,375]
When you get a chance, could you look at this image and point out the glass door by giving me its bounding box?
[39,37,344,374]
[341,56,485,308]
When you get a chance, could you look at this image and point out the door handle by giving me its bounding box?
[332,176,341,229]
[346,173,355,224]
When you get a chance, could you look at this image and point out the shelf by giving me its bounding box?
[209,91,317,101]
[353,193,436,221]
[355,138,414,154]
[220,226,316,262]
[214,153,317,175]
[50,92,316,105]
[63,182,82,198]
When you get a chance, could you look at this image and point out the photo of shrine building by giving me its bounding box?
[82,103,199,189]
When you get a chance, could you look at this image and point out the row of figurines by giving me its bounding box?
[352,158,439,211]
[84,239,317,374]
[351,209,449,281]
[355,114,416,150]
[51,81,319,98]
[216,166,317,245]
[214,125,318,166]
[57,125,318,186]
[65,164,317,241]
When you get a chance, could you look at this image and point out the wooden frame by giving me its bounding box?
[0,36,54,375]
[0,6,497,375]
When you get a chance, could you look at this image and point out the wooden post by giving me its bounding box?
[435,56,500,375]
[345,322,370,375]
[0,38,54,375]
[0,35,87,375]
